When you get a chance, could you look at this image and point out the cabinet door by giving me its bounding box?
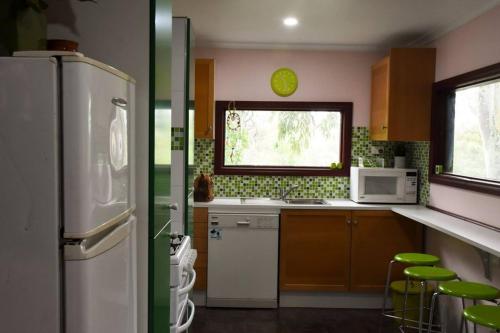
[370,56,390,141]
[350,211,423,292]
[193,207,208,290]
[194,59,214,139]
[280,210,351,291]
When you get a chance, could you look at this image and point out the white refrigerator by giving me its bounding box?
[0,52,137,333]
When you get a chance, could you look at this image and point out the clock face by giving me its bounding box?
[271,68,298,97]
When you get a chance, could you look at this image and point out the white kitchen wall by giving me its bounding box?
[171,17,188,234]
[46,1,150,332]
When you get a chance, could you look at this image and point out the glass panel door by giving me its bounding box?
[364,176,398,195]
[149,0,172,332]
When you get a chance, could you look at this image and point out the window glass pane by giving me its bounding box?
[452,79,500,181]
[364,176,397,195]
[224,110,341,167]
[155,108,171,165]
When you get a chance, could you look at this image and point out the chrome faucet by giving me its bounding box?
[280,184,299,201]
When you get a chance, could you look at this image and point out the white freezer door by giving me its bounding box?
[65,216,137,333]
[62,59,135,238]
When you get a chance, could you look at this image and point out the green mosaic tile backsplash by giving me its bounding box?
[194,126,430,200]
[406,141,430,205]
[171,127,184,150]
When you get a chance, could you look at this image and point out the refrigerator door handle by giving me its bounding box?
[64,218,132,261]
[111,97,128,107]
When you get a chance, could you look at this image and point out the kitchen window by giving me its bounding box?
[430,62,500,195]
[214,101,352,176]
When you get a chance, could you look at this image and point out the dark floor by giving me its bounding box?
[191,307,400,333]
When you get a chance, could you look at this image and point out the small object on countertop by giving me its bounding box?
[193,172,214,202]
[435,164,444,174]
[394,143,406,168]
[47,39,79,52]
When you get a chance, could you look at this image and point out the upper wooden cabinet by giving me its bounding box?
[370,48,436,141]
[195,59,215,139]
[280,210,351,291]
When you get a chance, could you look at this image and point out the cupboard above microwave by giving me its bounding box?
[350,167,417,204]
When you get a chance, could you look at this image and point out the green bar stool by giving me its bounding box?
[401,266,457,333]
[382,253,440,319]
[464,305,500,332]
[427,281,499,333]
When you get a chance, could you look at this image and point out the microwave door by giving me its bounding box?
[359,172,404,203]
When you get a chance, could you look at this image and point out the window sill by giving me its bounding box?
[429,173,500,196]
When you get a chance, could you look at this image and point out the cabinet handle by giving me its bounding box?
[346,219,351,224]
[381,125,388,130]
[353,219,358,225]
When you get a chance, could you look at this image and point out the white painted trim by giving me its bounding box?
[195,40,383,52]
[279,291,389,309]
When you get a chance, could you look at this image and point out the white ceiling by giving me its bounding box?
[173,0,500,50]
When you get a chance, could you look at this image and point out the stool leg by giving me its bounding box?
[401,276,410,332]
[382,260,395,315]
[461,298,469,333]
[427,291,439,333]
[472,300,477,333]
[418,281,426,333]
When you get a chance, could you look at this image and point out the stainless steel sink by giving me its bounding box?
[284,198,329,205]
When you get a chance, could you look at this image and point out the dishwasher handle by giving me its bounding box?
[236,221,251,226]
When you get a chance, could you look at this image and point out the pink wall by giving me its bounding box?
[429,4,500,229]
[426,6,500,332]
[194,48,382,126]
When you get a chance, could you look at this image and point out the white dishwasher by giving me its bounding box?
[207,212,279,308]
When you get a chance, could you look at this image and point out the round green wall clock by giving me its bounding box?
[270,67,298,97]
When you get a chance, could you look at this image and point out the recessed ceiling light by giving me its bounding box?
[283,17,298,27]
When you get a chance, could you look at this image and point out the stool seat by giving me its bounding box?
[438,281,499,300]
[404,266,457,281]
[464,305,500,330]
[395,253,440,266]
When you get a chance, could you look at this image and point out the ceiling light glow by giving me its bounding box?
[283,17,298,27]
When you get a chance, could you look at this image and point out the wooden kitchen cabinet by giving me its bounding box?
[194,59,215,139]
[279,209,423,292]
[279,210,351,291]
[193,207,208,290]
[350,210,423,292]
[370,48,436,141]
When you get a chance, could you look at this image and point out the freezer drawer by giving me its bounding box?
[207,213,279,308]
[65,216,137,333]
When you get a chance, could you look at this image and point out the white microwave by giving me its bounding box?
[350,167,418,204]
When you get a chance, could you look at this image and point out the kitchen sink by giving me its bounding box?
[284,198,329,205]
[240,197,282,205]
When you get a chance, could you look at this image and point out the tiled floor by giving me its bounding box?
[191,307,400,333]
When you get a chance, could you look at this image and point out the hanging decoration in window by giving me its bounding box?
[226,101,241,163]
[226,101,241,131]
